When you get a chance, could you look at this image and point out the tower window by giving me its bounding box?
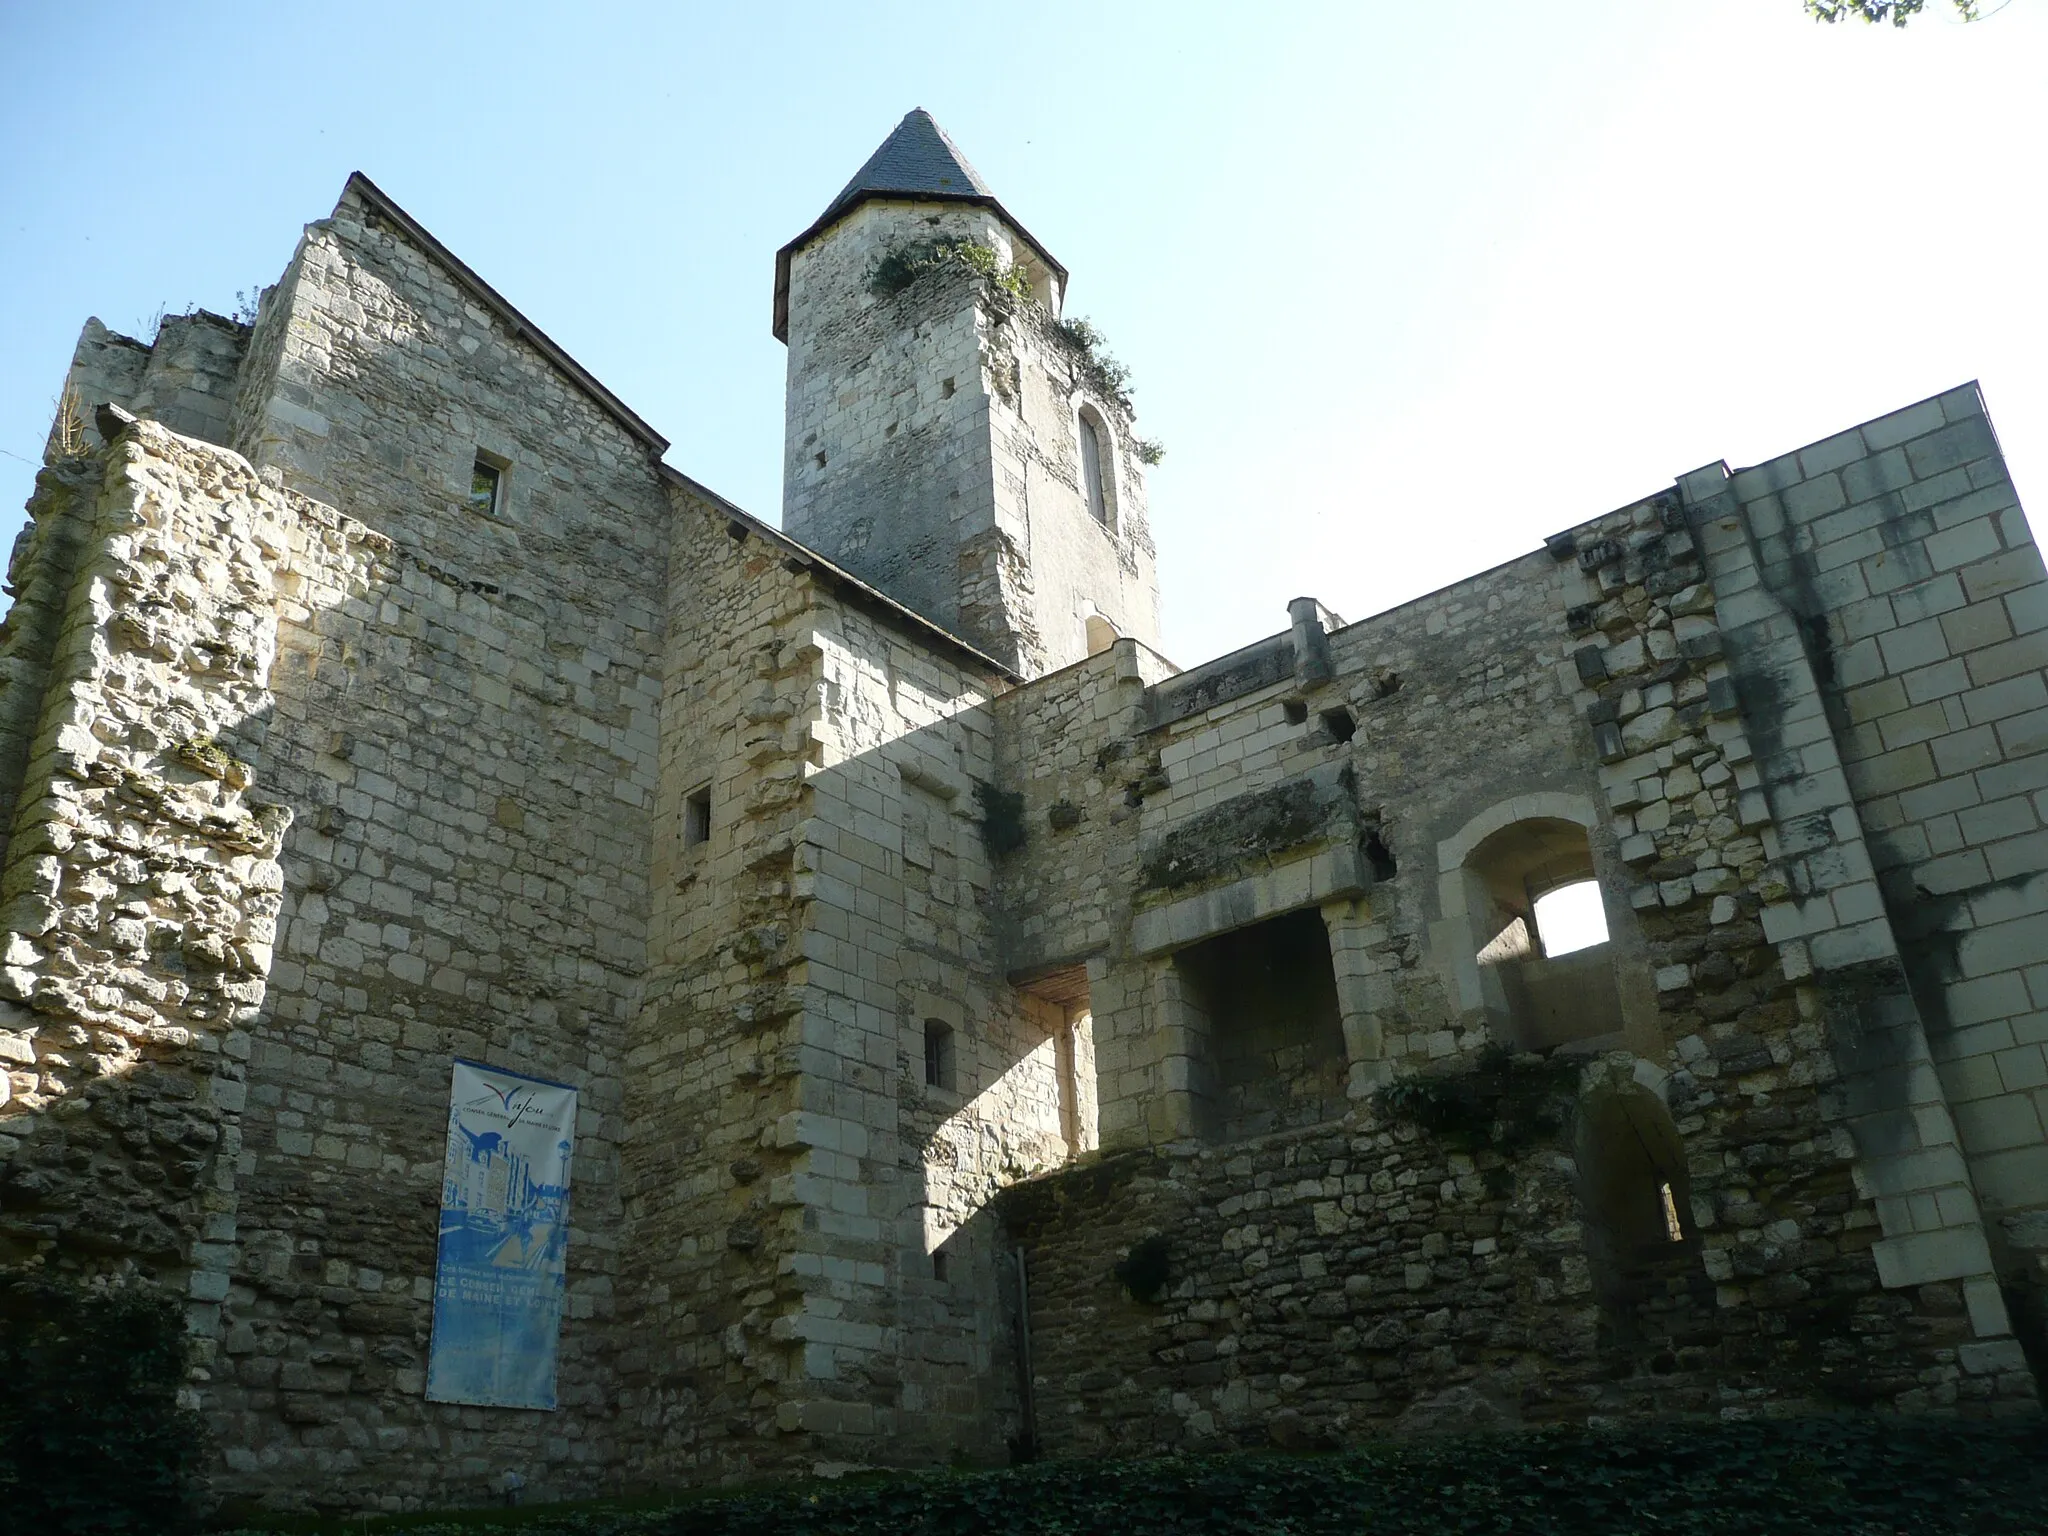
[469,456,503,517]
[923,1019,955,1091]
[1078,408,1113,529]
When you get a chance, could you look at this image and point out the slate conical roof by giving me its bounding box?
[773,109,1066,341]
[818,109,995,225]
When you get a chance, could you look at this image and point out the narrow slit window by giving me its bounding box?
[923,1019,954,1091]
[931,1250,949,1283]
[1078,412,1109,527]
[1659,1181,1685,1243]
[469,458,502,517]
[684,785,712,848]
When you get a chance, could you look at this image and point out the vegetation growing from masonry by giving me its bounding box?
[1052,316,1134,412]
[870,239,1033,310]
[213,1418,2048,1535]
[51,380,90,458]
[1373,1043,1581,1165]
[870,240,1165,455]
[0,1269,209,1534]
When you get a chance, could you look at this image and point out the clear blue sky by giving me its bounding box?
[3,1,2044,665]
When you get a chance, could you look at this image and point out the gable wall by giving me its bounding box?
[191,185,673,1510]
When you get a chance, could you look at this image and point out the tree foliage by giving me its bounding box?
[1806,0,1981,23]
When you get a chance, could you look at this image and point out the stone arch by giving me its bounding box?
[1436,795,1625,1051]
[1573,1057,1709,1351]
[1436,790,1601,872]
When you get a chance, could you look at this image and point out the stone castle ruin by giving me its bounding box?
[3,109,2045,1512]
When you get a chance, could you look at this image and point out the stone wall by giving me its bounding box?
[0,418,374,1342]
[128,311,251,448]
[983,541,1670,1152]
[17,174,682,1511]
[989,641,1176,983]
[10,144,2046,1519]
[621,484,825,1482]
[42,318,151,460]
[0,458,97,868]
[1004,1058,2024,1460]
[627,478,1090,1478]
[997,407,2043,1454]
[777,594,1068,1465]
[1688,388,2048,1339]
[199,176,675,1509]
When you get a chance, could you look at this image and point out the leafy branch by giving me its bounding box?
[1805,0,1979,23]
[1052,316,1134,412]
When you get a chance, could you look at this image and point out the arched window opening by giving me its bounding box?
[1577,1083,1709,1351]
[1456,818,1622,1050]
[1077,407,1115,531]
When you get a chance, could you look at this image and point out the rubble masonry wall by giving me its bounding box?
[1002,405,2042,1453]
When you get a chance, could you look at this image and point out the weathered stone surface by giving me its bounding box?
[1138,767,1357,895]
[3,122,2044,1523]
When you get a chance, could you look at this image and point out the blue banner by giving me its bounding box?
[425,1058,577,1410]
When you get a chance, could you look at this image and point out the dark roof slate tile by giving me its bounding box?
[818,109,994,224]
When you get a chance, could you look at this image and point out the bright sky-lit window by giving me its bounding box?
[1534,879,1607,958]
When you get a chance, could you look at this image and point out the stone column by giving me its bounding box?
[1322,898,1393,1098]
[1147,957,1215,1144]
